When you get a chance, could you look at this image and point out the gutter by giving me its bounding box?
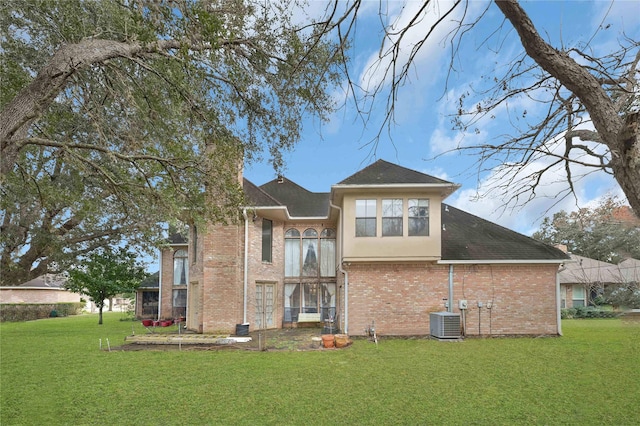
[438,259,566,265]
[242,208,249,324]
[329,200,348,334]
[157,248,162,321]
[556,268,563,336]
[448,265,454,313]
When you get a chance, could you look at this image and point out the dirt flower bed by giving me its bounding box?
[118,327,339,352]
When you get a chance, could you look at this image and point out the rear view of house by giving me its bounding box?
[157,160,569,337]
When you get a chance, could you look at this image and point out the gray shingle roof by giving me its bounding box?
[441,204,568,261]
[338,159,452,185]
[259,177,329,217]
[243,178,282,207]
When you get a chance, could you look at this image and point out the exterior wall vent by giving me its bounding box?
[430,312,461,339]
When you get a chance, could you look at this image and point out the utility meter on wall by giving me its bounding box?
[458,299,468,310]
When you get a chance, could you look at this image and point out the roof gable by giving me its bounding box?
[338,159,452,185]
[260,177,329,217]
[441,204,568,261]
[243,178,282,207]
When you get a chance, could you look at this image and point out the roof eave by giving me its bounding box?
[438,259,567,265]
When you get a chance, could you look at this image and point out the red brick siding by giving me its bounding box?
[346,263,559,336]
[200,223,244,334]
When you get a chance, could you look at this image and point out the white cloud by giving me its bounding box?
[447,127,624,235]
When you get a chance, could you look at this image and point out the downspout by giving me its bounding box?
[448,264,454,313]
[242,208,249,324]
[157,248,162,321]
[556,267,563,336]
[329,201,348,334]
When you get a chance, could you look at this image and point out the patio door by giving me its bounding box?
[255,283,276,330]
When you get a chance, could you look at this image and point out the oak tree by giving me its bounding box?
[337,0,640,215]
[0,0,345,285]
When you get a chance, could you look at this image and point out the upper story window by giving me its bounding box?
[356,199,377,237]
[285,229,301,276]
[285,228,336,277]
[382,199,403,236]
[320,229,336,277]
[173,249,188,285]
[262,219,272,263]
[408,198,429,236]
[302,229,318,277]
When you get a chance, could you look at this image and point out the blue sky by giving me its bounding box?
[243,0,639,236]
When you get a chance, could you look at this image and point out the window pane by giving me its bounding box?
[320,283,336,321]
[172,289,186,318]
[302,238,318,276]
[383,217,402,236]
[382,199,402,237]
[382,199,402,217]
[356,218,376,237]
[302,283,318,313]
[285,228,300,238]
[285,238,300,276]
[320,238,336,277]
[320,228,336,238]
[356,200,376,237]
[173,250,188,285]
[408,199,429,236]
[284,283,300,322]
[261,219,272,262]
[303,228,317,238]
[356,199,376,217]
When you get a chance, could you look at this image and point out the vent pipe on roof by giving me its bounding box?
[277,175,284,184]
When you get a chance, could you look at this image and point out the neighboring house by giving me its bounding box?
[167,159,569,337]
[0,274,82,304]
[618,258,640,283]
[558,252,640,308]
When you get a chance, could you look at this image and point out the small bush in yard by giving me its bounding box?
[561,306,620,319]
[0,302,84,322]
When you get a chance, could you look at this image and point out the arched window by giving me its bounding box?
[285,229,301,277]
[173,249,188,285]
[302,229,318,277]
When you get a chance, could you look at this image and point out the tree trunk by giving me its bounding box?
[494,0,640,215]
[98,305,103,325]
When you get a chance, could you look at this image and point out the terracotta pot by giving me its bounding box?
[334,334,351,348]
[322,334,335,348]
[141,319,153,327]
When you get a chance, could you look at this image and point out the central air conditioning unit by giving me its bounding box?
[430,312,461,339]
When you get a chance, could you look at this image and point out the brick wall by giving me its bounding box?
[200,222,244,334]
[246,218,285,328]
[345,262,559,336]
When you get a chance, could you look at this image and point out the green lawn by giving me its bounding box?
[1,314,639,425]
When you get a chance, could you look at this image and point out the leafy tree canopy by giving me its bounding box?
[532,197,640,264]
[0,0,345,285]
[65,246,148,324]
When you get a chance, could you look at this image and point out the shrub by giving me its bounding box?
[0,303,84,322]
[562,306,619,319]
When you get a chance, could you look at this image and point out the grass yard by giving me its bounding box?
[1,313,639,425]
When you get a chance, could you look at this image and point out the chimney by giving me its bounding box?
[554,244,568,253]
